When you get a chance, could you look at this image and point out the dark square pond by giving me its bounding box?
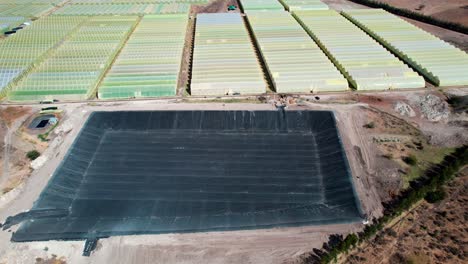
[12,110,362,241]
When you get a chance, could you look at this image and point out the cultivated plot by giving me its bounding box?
[294,10,425,90]
[247,11,347,92]
[191,13,266,95]
[343,9,468,87]
[12,111,362,241]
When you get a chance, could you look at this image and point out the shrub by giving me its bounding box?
[403,154,417,165]
[425,189,446,203]
[382,154,393,159]
[364,122,375,129]
[26,150,40,161]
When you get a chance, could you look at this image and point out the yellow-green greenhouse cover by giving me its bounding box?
[342,9,468,87]
[0,16,87,98]
[191,13,266,96]
[240,0,285,11]
[247,11,347,93]
[293,10,425,90]
[9,16,138,101]
[279,0,328,11]
[99,14,188,99]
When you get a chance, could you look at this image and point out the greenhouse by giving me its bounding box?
[240,0,284,12]
[0,16,86,98]
[99,15,188,99]
[293,10,425,90]
[191,13,266,95]
[0,16,26,34]
[0,4,56,18]
[52,3,190,15]
[0,0,65,4]
[9,16,138,101]
[343,9,468,87]
[11,110,362,241]
[70,0,208,3]
[247,11,347,92]
[279,0,328,11]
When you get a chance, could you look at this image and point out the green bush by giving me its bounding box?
[403,154,417,165]
[26,150,40,160]
[425,189,446,203]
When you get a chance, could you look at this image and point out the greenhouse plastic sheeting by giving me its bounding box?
[99,15,188,99]
[240,0,284,11]
[70,0,208,3]
[8,16,138,101]
[0,0,65,4]
[0,16,86,97]
[343,9,468,87]
[0,16,26,33]
[0,4,55,18]
[279,0,328,11]
[191,13,266,95]
[10,110,362,242]
[294,10,424,90]
[52,3,190,15]
[247,11,347,92]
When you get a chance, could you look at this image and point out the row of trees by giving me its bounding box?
[348,0,468,34]
[304,145,467,263]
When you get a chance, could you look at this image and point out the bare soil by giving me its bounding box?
[0,106,30,127]
[191,0,241,14]
[377,0,468,27]
[345,167,468,264]
[0,106,33,194]
[177,15,195,96]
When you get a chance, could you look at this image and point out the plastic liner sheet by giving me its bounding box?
[12,110,362,242]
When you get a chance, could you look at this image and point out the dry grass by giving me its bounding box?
[346,168,468,264]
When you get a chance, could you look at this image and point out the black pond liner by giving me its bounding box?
[28,114,55,129]
[11,110,363,242]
